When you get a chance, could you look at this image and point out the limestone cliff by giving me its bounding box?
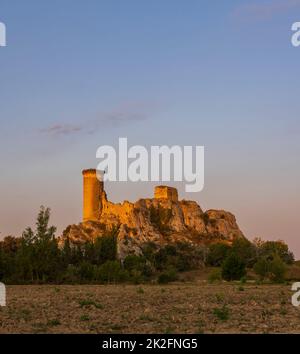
[61,186,244,260]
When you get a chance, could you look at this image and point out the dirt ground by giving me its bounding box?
[0,281,299,334]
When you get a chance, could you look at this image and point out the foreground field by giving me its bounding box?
[0,282,299,333]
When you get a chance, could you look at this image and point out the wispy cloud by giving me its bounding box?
[40,101,156,137]
[232,0,300,21]
[40,124,83,136]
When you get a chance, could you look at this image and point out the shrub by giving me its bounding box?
[93,229,118,264]
[269,255,286,282]
[61,264,79,283]
[240,276,247,284]
[130,269,144,284]
[254,254,287,283]
[255,239,294,265]
[136,286,144,294]
[47,319,61,327]
[78,261,95,281]
[141,242,157,261]
[158,268,178,284]
[123,255,153,278]
[149,206,172,233]
[231,238,257,267]
[153,242,205,272]
[221,253,246,281]
[207,243,231,267]
[95,261,128,283]
[253,257,269,280]
[213,305,229,321]
[208,268,222,283]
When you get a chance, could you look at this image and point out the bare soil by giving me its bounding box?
[0,281,299,333]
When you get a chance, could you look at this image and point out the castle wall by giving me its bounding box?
[154,186,178,202]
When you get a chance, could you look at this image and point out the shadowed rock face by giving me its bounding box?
[60,186,245,260]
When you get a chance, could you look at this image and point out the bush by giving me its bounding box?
[154,244,189,272]
[158,268,178,284]
[213,305,229,321]
[61,264,79,283]
[221,253,246,281]
[253,257,269,280]
[123,255,153,278]
[78,261,95,281]
[95,261,128,283]
[130,269,144,284]
[208,268,222,283]
[91,230,118,265]
[207,243,231,267]
[149,206,172,234]
[0,205,294,285]
[255,239,294,265]
[240,276,247,284]
[231,238,257,267]
[269,255,286,282]
[253,254,286,283]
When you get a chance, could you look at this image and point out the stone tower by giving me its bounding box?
[82,169,104,222]
[154,185,178,202]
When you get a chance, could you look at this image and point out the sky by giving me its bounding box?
[0,0,299,256]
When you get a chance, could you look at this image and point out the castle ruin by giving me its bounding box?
[154,185,178,202]
[82,169,104,222]
[82,169,179,222]
[61,168,245,257]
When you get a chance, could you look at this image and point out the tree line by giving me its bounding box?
[0,206,295,284]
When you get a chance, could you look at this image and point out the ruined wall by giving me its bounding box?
[62,175,246,258]
[154,186,178,202]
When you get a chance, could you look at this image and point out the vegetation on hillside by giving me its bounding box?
[0,206,296,284]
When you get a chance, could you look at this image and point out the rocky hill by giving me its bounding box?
[60,186,245,260]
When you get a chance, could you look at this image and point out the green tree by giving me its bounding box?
[254,254,287,283]
[21,206,60,282]
[95,260,128,283]
[259,240,294,264]
[221,253,246,281]
[231,238,257,267]
[92,228,118,265]
[207,243,231,267]
[269,255,287,282]
[253,257,269,279]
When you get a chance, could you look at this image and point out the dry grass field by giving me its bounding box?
[0,280,300,334]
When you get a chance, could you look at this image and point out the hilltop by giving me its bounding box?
[61,185,244,260]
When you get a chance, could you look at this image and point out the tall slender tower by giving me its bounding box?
[82,169,104,222]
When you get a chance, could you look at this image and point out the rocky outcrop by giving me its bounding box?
[60,186,245,260]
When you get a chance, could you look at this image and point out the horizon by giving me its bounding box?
[0,0,299,256]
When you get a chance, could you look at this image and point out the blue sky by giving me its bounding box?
[0,1,300,255]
